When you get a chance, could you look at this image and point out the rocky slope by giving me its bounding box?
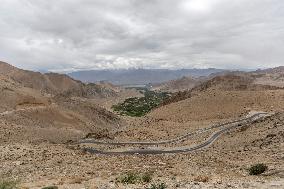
[161,73,281,106]
[0,61,117,98]
[152,76,199,92]
[0,63,283,188]
[252,66,284,87]
[0,62,124,144]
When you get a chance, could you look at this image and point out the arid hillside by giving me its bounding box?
[153,76,199,92]
[0,62,124,144]
[110,73,284,143]
[0,75,50,112]
[0,63,283,189]
[0,61,117,98]
[161,73,281,106]
[252,66,284,87]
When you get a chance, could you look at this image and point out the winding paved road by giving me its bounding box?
[80,112,270,146]
[81,112,272,155]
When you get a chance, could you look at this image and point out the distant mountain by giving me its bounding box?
[160,73,279,107]
[253,66,284,74]
[152,76,200,92]
[68,68,227,85]
[252,66,284,87]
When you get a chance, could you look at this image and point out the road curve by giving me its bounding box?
[80,112,269,146]
[82,112,272,155]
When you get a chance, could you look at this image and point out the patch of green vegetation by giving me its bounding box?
[141,172,152,183]
[41,186,58,189]
[249,163,268,175]
[117,172,140,184]
[0,180,18,189]
[112,89,170,117]
[146,183,167,189]
[116,172,153,184]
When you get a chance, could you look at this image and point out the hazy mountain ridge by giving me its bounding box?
[68,68,227,85]
[252,66,284,87]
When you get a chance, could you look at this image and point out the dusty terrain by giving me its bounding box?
[1,112,283,188]
[0,63,283,188]
[152,76,199,92]
[253,67,284,87]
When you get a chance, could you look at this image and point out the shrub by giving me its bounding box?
[249,163,268,175]
[42,186,58,189]
[146,183,167,189]
[0,180,18,189]
[194,175,209,182]
[116,172,153,184]
[141,172,152,183]
[116,172,140,184]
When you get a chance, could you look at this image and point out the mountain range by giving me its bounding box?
[0,61,284,188]
[68,68,227,85]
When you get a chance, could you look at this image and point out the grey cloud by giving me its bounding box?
[0,0,283,72]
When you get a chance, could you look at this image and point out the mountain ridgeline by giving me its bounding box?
[0,61,117,98]
[68,68,226,85]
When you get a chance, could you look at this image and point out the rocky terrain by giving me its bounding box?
[0,62,125,145]
[0,61,117,98]
[160,72,282,106]
[0,62,283,188]
[152,76,199,92]
[252,66,284,87]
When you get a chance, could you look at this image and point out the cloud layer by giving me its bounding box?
[0,0,283,72]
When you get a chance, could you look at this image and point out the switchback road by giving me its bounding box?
[81,111,272,155]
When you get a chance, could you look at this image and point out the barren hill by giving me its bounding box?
[0,62,123,144]
[252,66,284,87]
[0,61,117,98]
[153,76,199,92]
[161,73,281,106]
[0,74,50,112]
[1,62,284,188]
[115,73,284,143]
[254,66,284,74]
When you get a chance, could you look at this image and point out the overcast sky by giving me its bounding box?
[0,0,283,72]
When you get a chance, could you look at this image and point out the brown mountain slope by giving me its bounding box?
[0,62,123,144]
[252,66,284,87]
[150,89,284,123]
[161,74,281,106]
[153,76,199,92]
[0,63,283,188]
[114,86,284,142]
[254,66,284,74]
[0,98,123,144]
[0,61,117,98]
[0,75,50,112]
